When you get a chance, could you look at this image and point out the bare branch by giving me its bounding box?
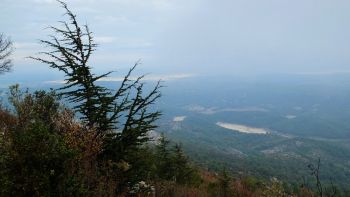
[0,33,13,74]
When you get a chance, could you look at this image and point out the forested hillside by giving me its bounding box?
[0,1,348,196]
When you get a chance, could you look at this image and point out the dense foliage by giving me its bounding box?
[0,87,201,196]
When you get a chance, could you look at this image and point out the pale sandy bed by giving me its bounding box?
[173,116,186,122]
[285,115,296,119]
[216,122,268,134]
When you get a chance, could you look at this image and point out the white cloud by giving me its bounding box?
[44,73,194,84]
[94,15,132,24]
[221,107,269,113]
[30,0,179,10]
[32,0,56,4]
[151,0,174,10]
[93,35,153,48]
[11,42,42,64]
[32,0,100,4]
[13,42,41,49]
[43,80,65,84]
[186,105,269,115]
[293,70,350,76]
[94,36,116,44]
[98,73,194,82]
[186,105,217,115]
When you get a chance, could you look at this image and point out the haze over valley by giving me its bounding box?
[2,0,350,195]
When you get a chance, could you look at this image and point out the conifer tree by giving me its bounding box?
[155,133,173,180]
[218,168,231,197]
[31,2,162,191]
[172,143,194,184]
[31,1,161,150]
[0,33,13,74]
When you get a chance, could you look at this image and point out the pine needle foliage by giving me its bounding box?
[30,1,162,147]
[0,33,13,74]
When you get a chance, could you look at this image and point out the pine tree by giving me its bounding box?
[31,1,162,192]
[31,0,161,152]
[218,168,231,197]
[172,143,195,184]
[0,33,13,74]
[155,133,173,180]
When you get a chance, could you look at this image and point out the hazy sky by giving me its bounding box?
[1,0,350,85]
